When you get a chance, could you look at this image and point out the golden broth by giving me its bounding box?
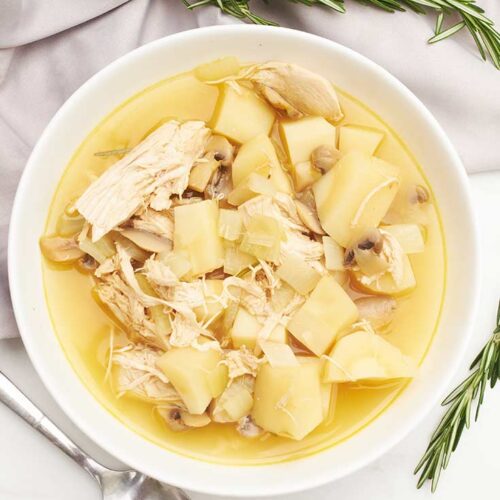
[42,69,445,465]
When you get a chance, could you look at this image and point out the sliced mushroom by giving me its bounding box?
[345,229,388,275]
[355,296,397,327]
[311,144,340,173]
[75,254,98,274]
[294,199,325,235]
[205,135,235,167]
[205,165,233,200]
[120,228,172,254]
[409,184,430,204]
[158,407,188,432]
[180,411,211,428]
[39,236,85,263]
[249,62,343,122]
[236,415,264,438]
[157,407,211,431]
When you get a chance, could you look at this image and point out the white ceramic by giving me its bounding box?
[8,25,480,497]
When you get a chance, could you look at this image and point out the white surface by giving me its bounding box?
[0,170,499,499]
[6,26,481,496]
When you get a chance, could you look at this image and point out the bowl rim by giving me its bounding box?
[8,24,480,497]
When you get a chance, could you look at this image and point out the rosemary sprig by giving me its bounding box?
[182,0,500,69]
[415,300,500,492]
[94,147,132,157]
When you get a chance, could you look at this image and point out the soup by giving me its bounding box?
[41,58,445,465]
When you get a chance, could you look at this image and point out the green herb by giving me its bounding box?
[415,300,500,491]
[94,147,132,158]
[182,0,500,69]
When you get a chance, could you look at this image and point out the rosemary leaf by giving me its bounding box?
[181,0,500,69]
[415,300,500,491]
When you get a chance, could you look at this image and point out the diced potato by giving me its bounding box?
[313,152,400,247]
[188,158,220,192]
[157,347,228,414]
[322,236,344,271]
[252,358,324,440]
[239,214,282,263]
[269,324,287,344]
[211,85,275,144]
[338,125,384,156]
[382,224,425,254]
[280,116,336,165]
[223,243,258,275]
[227,170,275,206]
[158,250,192,279]
[261,341,298,367]
[193,280,225,323]
[351,253,416,295]
[194,56,240,82]
[276,254,321,295]
[232,134,292,193]
[211,375,254,423]
[231,307,261,350]
[323,331,416,383]
[218,209,243,241]
[288,275,359,356]
[173,200,224,277]
[292,161,321,192]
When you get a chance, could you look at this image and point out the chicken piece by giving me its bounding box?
[223,276,269,317]
[169,311,210,347]
[142,257,179,288]
[248,62,343,122]
[76,120,210,241]
[222,346,260,379]
[112,345,181,403]
[239,194,324,266]
[129,209,174,240]
[96,273,157,341]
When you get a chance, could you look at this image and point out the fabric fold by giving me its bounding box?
[0,0,498,339]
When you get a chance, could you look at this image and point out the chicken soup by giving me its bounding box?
[41,58,445,464]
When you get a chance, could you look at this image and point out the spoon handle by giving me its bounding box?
[0,370,107,483]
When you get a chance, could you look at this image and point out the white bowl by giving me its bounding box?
[8,25,480,497]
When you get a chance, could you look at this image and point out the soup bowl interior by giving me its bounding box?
[8,26,479,497]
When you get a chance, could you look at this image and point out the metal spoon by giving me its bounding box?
[0,370,190,500]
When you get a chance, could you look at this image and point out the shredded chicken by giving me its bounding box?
[76,120,210,241]
[129,209,174,240]
[142,257,179,287]
[222,346,260,379]
[97,273,157,340]
[111,344,182,402]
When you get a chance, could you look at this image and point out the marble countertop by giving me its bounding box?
[1,171,499,500]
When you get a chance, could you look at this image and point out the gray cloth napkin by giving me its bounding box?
[0,0,498,339]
